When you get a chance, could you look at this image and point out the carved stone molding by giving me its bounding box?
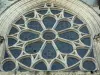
[94,33,100,42]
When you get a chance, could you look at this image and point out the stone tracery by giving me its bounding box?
[1,3,98,71]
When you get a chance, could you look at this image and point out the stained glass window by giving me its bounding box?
[2,3,98,71]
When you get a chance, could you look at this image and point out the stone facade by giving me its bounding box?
[0,0,100,75]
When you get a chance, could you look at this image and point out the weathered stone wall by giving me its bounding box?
[0,0,18,15]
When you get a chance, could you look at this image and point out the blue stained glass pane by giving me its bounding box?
[20,31,39,41]
[15,18,24,24]
[34,62,47,70]
[43,16,56,28]
[81,37,91,46]
[25,41,43,54]
[37,9,47,14]
[20,57,31,67]
[3,61,15,71]
[70,66,80,71]
[59,31,79,40]
[55,21,71,31]
[25,12,34,18]
[28,21,43,31]
[4,51,9,58]
[74,18,83,24]
[80,26,89,34]
[67,57,79,66]
[55,40,73,53]
[51,9,60,14]
[83,60,96,71]
[42,43,56,59]
[8,38,17,46]
[10,48,21,58]
[77,48,88,58]
[9,27,18,35]
[64,12,73,17]
[51,61,64,70]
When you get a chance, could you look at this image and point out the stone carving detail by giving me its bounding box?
[0,36,4,44]
[94,33,100,42]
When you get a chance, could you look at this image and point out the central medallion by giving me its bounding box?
[42,30,56,40]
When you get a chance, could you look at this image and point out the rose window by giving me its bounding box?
[2,3,98,71]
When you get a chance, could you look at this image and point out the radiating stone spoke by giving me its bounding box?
[39,21,46,30]
[57,28,70,33]
[52,21,58,29]
[42,42,57,59]
[58,37,72,43]
[39,41,47,52]
[51,41,60,55]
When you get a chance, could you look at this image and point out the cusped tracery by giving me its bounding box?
[2,3,98,71]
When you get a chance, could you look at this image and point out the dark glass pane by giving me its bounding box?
[55,40,73,53]
[20,31,39,41]
[25,41,43,54]
[51,61,64,70]
[9,27,18,35]
[15,18,24,24]
[25,12,34,18]
[80,26,89,34]
[43,16,56,28]
[81,37,91,46]
[74,18,83,24]
[37,9,47,14]
[51,9,60,14]
[46,4,51,7]
[89,49,94,57]
[55,20,71,31]
[20,57,31,67]
[3,61,15,71]
[28,21,43,31]
[59,31,79,40]
[8,38,17,46]
[64,12,73,17]
[67,57,79,66]
[83,60,96,71]
[70,66,80,71]
[10,48,21,58]
[4,51,9,58]
[34,62,47,70]
[77,48,88,58]
[42,43,56,59]
[18,66,27,72]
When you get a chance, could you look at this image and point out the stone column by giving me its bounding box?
[94,33,100,70]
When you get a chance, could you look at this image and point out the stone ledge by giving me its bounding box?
[0,71,100,75]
